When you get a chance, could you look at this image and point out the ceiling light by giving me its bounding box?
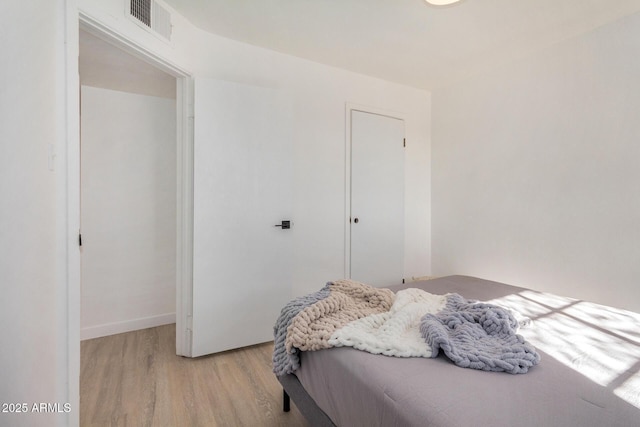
[425,0,462,5]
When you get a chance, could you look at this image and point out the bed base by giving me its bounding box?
[277,374,336,427]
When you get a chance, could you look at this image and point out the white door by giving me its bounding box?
[191,79,293,357]
[350,110,405,287]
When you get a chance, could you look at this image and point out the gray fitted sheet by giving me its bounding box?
[294,276,640,427]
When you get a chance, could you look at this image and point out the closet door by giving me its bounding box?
[350,110,405,287]
[191,79,293,357]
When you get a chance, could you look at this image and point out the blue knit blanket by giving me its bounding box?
[272,284,332,376]
[420,294,540,374]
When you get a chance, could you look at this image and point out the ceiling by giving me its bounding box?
[162,0,640,90]
[79,30,176,99]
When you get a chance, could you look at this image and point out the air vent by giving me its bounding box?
[129,0,172,41]
[130,0,151,27]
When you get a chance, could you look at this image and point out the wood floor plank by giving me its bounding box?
[80,324,310,427]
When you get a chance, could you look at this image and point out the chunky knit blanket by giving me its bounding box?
[420,294,540,374]
[272,280,394,376]
[328,287,448,357]
[273,281,539,376]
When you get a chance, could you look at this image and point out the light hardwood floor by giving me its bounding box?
[80,324,310,426]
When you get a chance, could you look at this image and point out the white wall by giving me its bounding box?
[0,1,75,426]
[79,0,432,297]
[80,86,176,339]
[432,12,640,313]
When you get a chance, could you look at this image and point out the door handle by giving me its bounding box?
[275,220,291,229]
[353,218,359,224]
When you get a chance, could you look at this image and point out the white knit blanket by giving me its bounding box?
[328,288,449,357]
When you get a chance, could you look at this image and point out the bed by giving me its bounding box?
[275,275,640,427]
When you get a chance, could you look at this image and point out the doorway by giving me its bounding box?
[77,19,193,357]
[79,29,177,339]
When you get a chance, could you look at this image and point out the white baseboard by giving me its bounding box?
[81,312,176,340]
[410,275,437,282]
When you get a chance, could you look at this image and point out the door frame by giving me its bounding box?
[75,12,194,356]
[344,103,407,280]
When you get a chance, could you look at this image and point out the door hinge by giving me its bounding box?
[78,233,82,247]
[403,138,406,148]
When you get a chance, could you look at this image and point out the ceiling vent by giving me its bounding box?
[129,0,172,41]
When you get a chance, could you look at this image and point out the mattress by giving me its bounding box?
[292,276,640,427]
